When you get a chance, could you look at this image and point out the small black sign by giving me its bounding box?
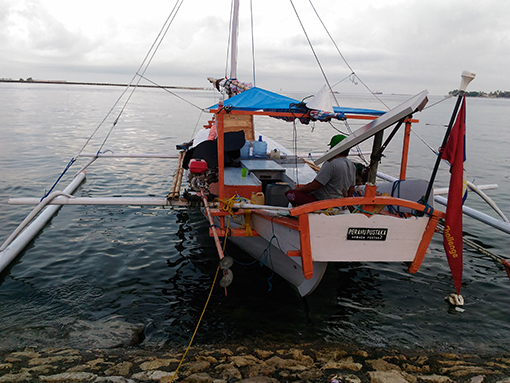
[347,227,388,241]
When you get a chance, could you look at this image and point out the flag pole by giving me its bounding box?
[423,71,476,203]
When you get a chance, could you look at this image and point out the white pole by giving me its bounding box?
[0,172,86,273]
[77,153,180,159]
[8,197,291,212]
[466,180,509,223]
[434,195,510,235]
[9,196,171,206]
[377,171,510,235]
[433,184,498,195]
[230,0,240,79]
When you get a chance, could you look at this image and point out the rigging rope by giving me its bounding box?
[424,94,455,110]
[331,73,358,89]
[304,0,455,165]
[138,75,204,111]
[307,0,390,110]
[289,0,337,107]
[41,0,186,198]
[96,0,186,155]
[289,0,370,167]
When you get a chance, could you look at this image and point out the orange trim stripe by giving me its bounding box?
[289,196,445,219]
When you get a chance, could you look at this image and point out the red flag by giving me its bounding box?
[442,96,466,295]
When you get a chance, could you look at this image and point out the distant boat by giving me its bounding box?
[373,90,383,94]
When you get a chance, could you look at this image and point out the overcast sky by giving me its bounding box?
[1,0,509,95]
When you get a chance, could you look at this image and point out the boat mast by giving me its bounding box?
[230,0,240,80]
[216,0,240,203]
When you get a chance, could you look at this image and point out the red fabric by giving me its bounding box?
[285,189,318,206]
[207,123,217,140]
[442,96,466,295]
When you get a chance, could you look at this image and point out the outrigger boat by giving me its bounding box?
[1,1,509,299]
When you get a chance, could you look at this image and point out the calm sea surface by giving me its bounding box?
[0,83,509,354]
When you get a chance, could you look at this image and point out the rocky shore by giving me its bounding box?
[1,342,509,383]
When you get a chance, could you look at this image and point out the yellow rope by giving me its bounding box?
[168,266,220,383]
[323,207,335,216]
[219,195,241,216]
[239,210,253,236]
[219,194,253,236]
[169,208,236,382]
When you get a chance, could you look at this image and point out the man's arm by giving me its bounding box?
[294,179,322,193]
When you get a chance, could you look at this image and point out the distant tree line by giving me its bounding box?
[449,89,510,98]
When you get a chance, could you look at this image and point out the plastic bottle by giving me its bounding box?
[251,192,265,205]
[240,140,251,159]
[252,135,267,158]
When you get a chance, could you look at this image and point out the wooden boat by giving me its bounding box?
[169,2,509,297]
[2,1,509,299]
[183,85,442,296]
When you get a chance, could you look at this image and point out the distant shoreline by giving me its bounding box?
[0,78,208,91]
[449,89,510,98]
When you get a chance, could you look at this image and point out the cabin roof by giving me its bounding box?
[206,87,385,119]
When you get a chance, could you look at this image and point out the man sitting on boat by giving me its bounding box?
[285,134,356,206]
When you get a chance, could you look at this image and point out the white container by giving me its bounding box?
[269,149,280,159]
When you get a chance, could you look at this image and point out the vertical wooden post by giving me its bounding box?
[367,131,384,185]
[362,184,377,214]
[400,120,411,180]
[298,214,314,279]
[408,215,440,273]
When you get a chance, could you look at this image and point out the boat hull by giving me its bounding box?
[228,235,328,297]
[307,213,429,262]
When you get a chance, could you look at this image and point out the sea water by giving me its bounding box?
[0,83,509,354]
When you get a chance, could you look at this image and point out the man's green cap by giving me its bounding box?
[329,134,346,147]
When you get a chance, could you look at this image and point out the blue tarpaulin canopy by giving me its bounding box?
[207,87,385,123]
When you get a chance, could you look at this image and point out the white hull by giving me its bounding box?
[228,235,328,297]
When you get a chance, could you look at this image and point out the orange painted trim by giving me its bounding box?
[209,208,247,217]
[209,227,259,237]
[298,214,314,279]
[224,185,262,200]
[208,109,419,123]
[400,121,412,180]
[287,250,301,257]
[362,184,377,214]
[408,214,440,273]
[289,195,445,219]
[210,184,262,200]
[209,109,310,118]
[216,106,225,201]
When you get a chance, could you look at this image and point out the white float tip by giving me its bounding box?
[459,70,476,92]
